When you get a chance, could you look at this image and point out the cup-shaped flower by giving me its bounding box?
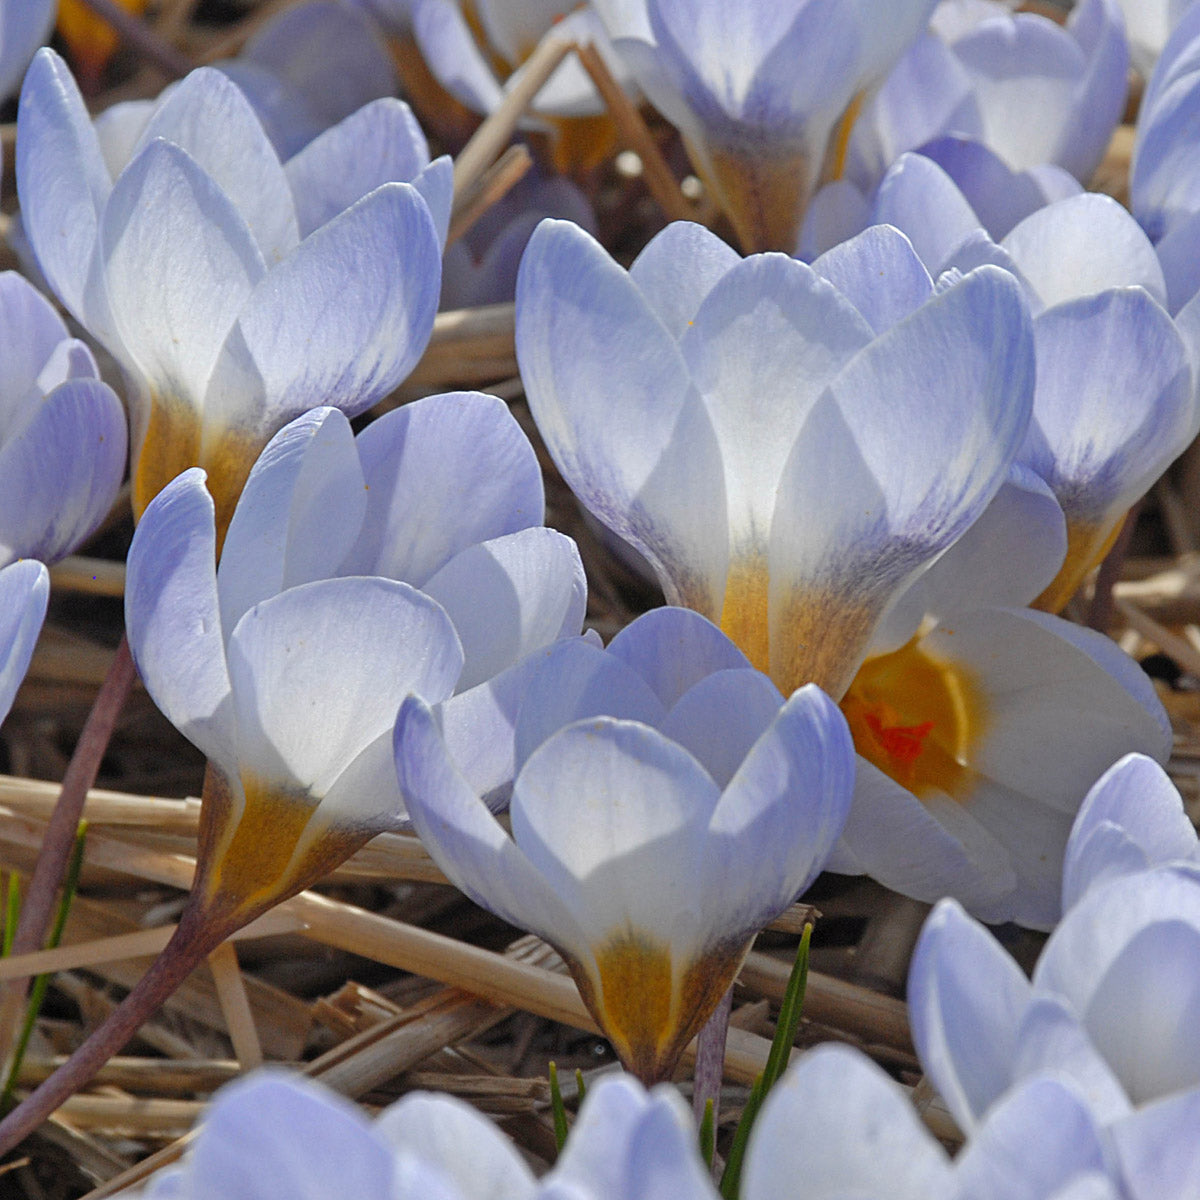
[0,560,49,730]
[592,0,936,251]
[17,49,444,539]
[0,270,127,567]
[517,217,1033,700]
[844,0,1127,193]
[395,674,854,1083]
[126,468,465,931]
[910,873,1200,1139]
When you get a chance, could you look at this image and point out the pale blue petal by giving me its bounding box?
[284,98,435,237]
[411,0,505,112]
[343,391,544,585]
[517,219,729,614]
[226,577,462,795]
[129,67,299,264]
[422,527,586,690]
[0,561,48,726]
[742,1044,954,1200]
[0,0,54,100]
[217,407,366,635]
[908,898,1032,1131]
[810,224,934,334]
[1110,1087,1200,1200]
[0,377,127,566]
[125,468,236,775]
[394,694,582,941]
[205,182,440,434]
[16,49,112,326]
[1063,754,1199,911]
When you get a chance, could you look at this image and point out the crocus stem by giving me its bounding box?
[1088,504,1140,634]
[0,637,137,1059]
[0,903,228,1154]
[693,985,733,1128]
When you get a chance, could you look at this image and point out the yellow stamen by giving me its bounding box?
[1032,516,1123,615]
[841,636,988,802]
[574,930,746,1084]
[828,92,865,182]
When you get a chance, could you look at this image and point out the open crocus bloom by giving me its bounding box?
[395,615,854,1082]
[910,874,1200,1155]
[742,1043,1126,1200]
[827,456,1171,928]
[17,50,445,540]
[0,270,127,568]
[592,0,936,251]
[517,217,1033,701]
[0,560,49,729]
[127,392,585,926]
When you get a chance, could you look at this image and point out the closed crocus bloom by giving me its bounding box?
[395,613,854,1082]
[592,0,936,251]
[0,270,127,568]
[517,217,1033,701]
[910,876,1200,1148]
[17,49,444,541]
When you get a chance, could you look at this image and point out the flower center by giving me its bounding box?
[840,635,988,801]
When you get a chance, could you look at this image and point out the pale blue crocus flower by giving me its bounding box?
[591,0,937,251]
[127,392,586,924]
[516,216,1033,702]
[0,560,49,729]
[0,270,127,568]
[910,873,1200,1148]
[395,606,854,1083]
[17,49,446,540]
[842,0,1128,194]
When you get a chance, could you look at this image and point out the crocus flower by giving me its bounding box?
[128,390,585,922]
[842,0,1127,193]
[17,50,444,540]
[0,270,127,568]
[910,874,1200,1140]
[517,217,1033,701]
[0,0,53,100]
[742,1043,1122,1200]
[395,606,854,1083]
[591,0,937,250]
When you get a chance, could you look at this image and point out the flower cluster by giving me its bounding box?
[1,0,1199,1193]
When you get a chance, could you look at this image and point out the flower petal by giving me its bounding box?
[0,560,49,726]
[226,577,463,796]
[421,527,587,690]
[217,406,366,635]
[517,219,729,614]
[908,898,1032,1131]
[125,468,235,772]
[627,221,740,338]
[129,66,299,263]
[343,391,544,585]
[205,181,440,433]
